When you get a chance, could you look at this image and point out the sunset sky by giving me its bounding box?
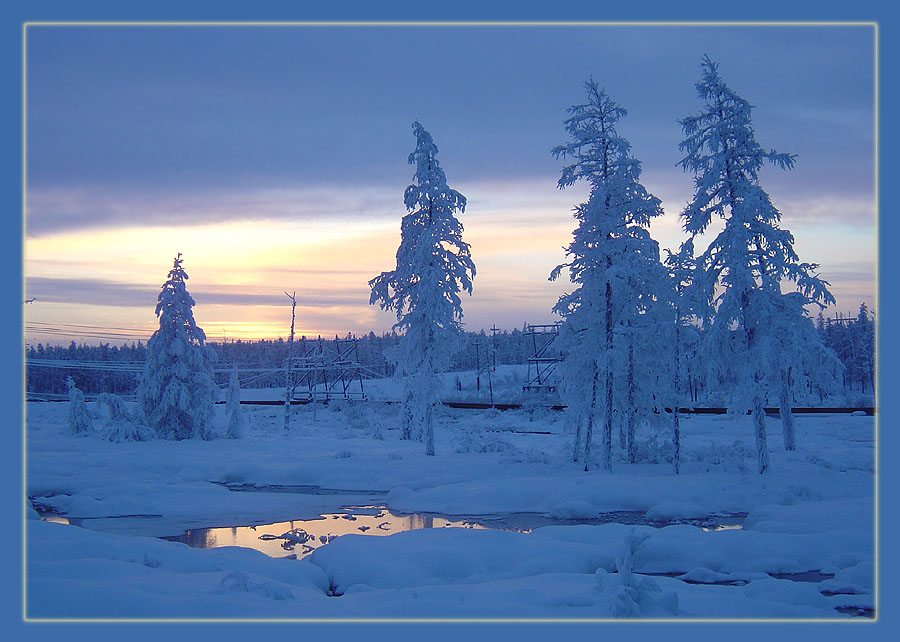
[24,24,876,345]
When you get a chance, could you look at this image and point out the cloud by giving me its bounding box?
[25,276,369,310]
[25,184,403,238]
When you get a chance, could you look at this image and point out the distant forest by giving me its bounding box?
[26,307,874,404]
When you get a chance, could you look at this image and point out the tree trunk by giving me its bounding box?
[401,385,413,440]
[283,360,292,431]
[673,322,681,475]
[626,339,636,464]
[583,364,599,471]
[424,402,435,456]
[780,366,796,451]
[283,292,297,431]
[603,281,614,471]
[572,409,583,463]
[753,393,769,474]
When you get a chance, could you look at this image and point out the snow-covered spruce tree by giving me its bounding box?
[226,366,243,439]
[678,57,834,471]
[369,122,475,456]
[66,376,92,435]
[137,254,217,440]
[851,303,875,396]
[550,80,665,471]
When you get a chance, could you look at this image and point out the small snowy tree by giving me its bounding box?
[761,292,842,450]
[663,239,700,474]
[137,253,217,440]
[678,57,835,472]
[66,376,92,435]
[226,366,243,439]
[550,80,665,471]
[369,122,475,456]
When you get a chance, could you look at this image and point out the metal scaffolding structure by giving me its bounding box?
[522,323,561,392]
[287,337,367,402]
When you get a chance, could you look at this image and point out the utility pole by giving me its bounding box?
[490,324,500,371]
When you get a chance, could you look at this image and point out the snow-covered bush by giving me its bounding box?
[99,418,156,443]
[450,430,514,454]
[97,392,154,442]
[593,529,679,617]
[690,439,753,474]
[506,447,551,465]
[631,433,674,465]
[339,401,370,430]
[136,254,217,440]
[66,376,92,435]
[98,392,131,423]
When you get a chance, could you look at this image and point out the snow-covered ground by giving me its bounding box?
[25,395,875,619]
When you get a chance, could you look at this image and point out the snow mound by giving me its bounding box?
[550,500,598,520]
[307,528,606,594]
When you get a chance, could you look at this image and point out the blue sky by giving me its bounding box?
[24,24,876,344]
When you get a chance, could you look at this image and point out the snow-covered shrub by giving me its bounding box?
[690,439,752,473]
[340,402,370,430]
[66,376,92,435]
[98,392,131,422]
[136,254,217,440]
[97,393,154,442]
[631,433,674,465]
[593,529,679,617]
[450,430,514,454]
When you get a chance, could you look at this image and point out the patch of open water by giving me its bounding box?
[35,482,746,560]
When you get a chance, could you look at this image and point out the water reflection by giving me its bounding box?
[161,507,497,559]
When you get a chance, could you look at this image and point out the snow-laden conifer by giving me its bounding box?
[370,122,475,456]
[678,57,835,471]
[226,366,243,439]
[550,80,665,471]
[66,376,92,435]
[137,254,217,440]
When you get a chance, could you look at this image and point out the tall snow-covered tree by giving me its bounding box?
[137,254,217,440]
[678,57,835,471]
[66,376,92,435]
[550,80,665,471]
[369,121,475,456]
